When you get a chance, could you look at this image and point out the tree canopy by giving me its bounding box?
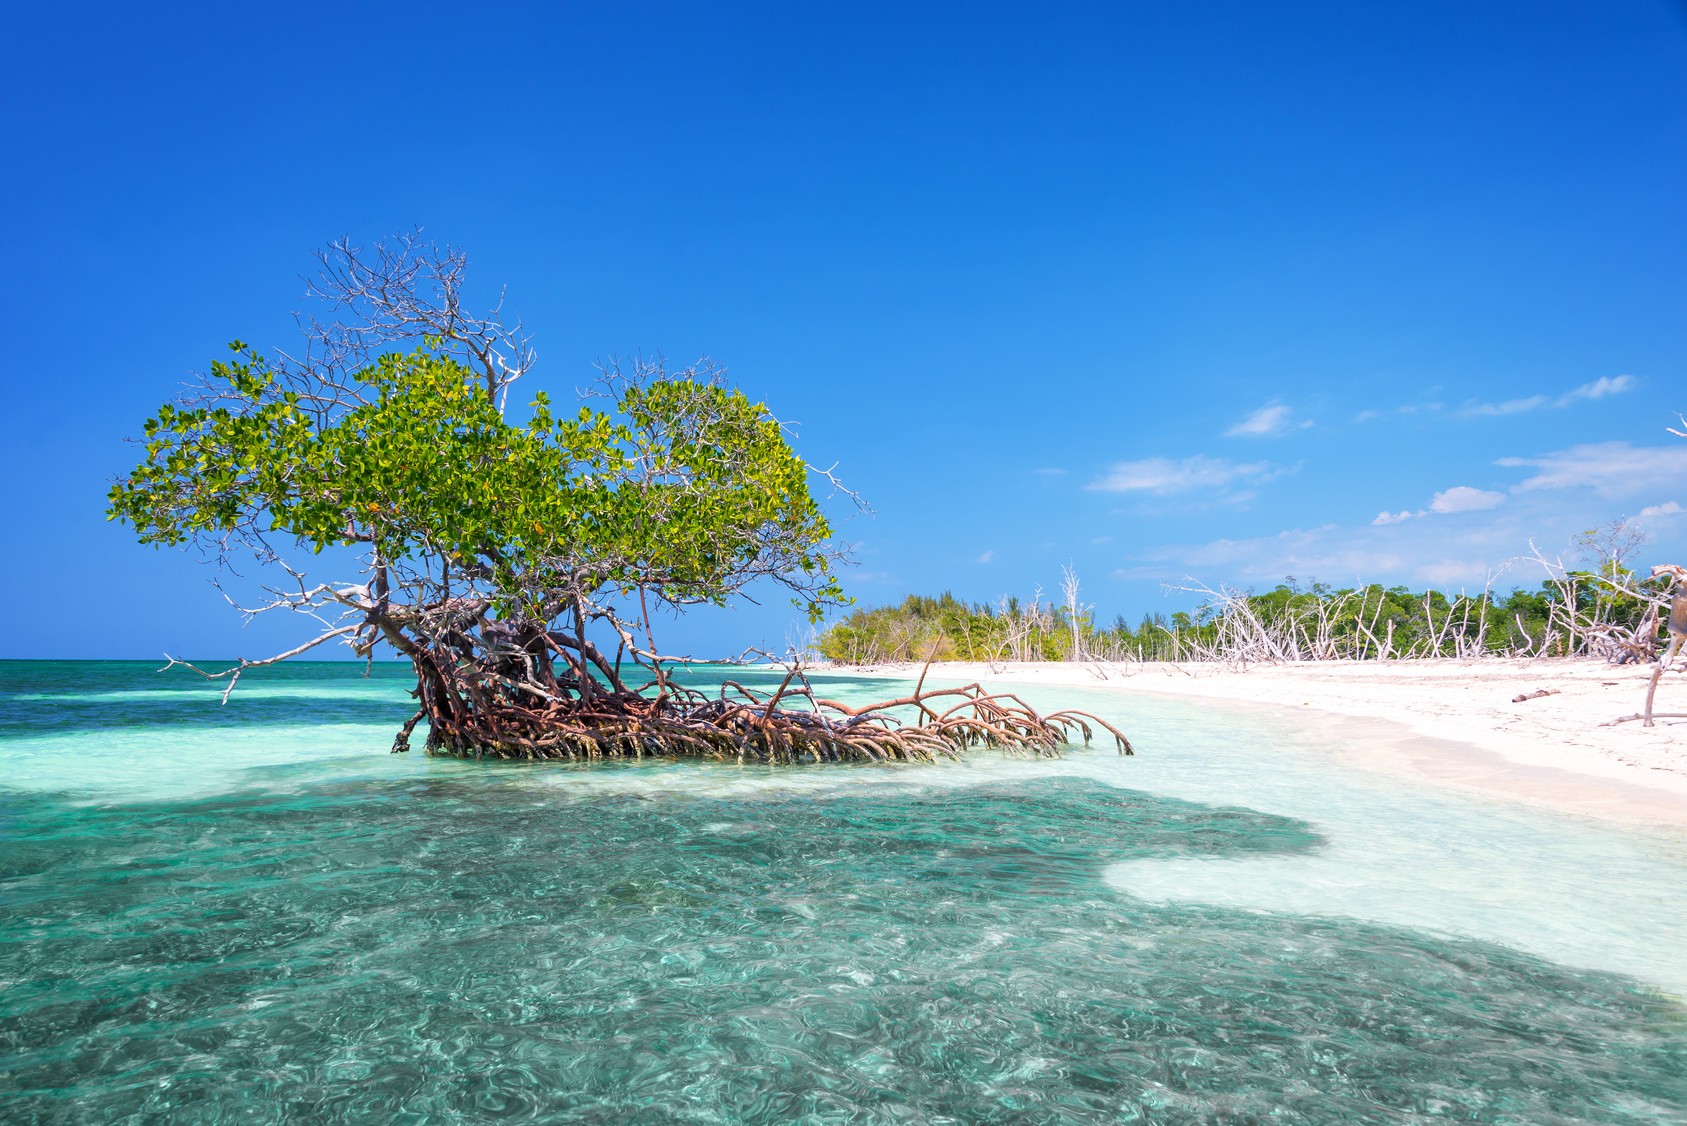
[111,344,844,628]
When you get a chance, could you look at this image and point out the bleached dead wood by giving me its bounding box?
[1605,564,1687,728]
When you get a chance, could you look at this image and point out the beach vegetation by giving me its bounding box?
[819,568,1678,667]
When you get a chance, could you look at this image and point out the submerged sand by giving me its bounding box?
[825,658,1687,832]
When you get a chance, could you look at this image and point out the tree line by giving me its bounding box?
[816,561,1675,666]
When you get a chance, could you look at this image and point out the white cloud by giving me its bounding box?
[1369,485,1504,525]
[1465,395,1548,417]
[1114,524,1453,587]
[1111,462,1687,594]
[1560,374,1636,403]
[1428,486,1506,514]
[1113,516,1532,591]
[1357,402,1445,423]
[1225,404,1311,438]
[1087,455,1278,494]
[1497,441,1687,498]
[976,550,995,564]
[1033,467,1067,476]
[1461,374,1638,418]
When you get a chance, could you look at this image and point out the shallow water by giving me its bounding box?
[3,660,1685,1122]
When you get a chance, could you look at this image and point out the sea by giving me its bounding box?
[2,659,1684,1122]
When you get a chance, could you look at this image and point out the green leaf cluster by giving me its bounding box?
[109,345,843,622]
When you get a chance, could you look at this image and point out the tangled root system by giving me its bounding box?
[401,657,1133,764]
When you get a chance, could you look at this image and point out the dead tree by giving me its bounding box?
[1060,563,1088,662]
[1606,564,1687,728]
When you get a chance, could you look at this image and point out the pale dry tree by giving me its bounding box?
[1585,417,1687,724]
[1060,563,1089,662]
[997,587,1051,663]
[1604,564,1687,728]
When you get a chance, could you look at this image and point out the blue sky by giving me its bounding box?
[3,2,1685,659]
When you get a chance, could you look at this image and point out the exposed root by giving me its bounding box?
[408,653,1133,764]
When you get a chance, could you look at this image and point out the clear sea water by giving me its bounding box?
[3,659,1685,1123]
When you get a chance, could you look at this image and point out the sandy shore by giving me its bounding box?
[825,658,1687,831]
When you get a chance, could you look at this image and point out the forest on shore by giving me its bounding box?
[815,562,1671,667]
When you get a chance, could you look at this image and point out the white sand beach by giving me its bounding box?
[829,659,1687,832]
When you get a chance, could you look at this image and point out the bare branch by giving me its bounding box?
[162,624,362,704]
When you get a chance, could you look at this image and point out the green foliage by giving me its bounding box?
[820,574,1671,664]
[109,344,843,622]
[819,592,1068,663]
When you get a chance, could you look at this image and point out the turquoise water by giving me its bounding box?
[3,661,1685,1122]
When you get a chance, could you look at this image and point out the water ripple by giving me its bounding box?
[2,774,1684,1123]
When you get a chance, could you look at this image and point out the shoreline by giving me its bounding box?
[818,658,1687,833]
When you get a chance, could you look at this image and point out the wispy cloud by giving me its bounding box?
[1561,374,1637,403]
[1370,485,1505,525]
[1114,505,1549,591]
[976,549,996,564]
[846,570,898,583]
[1114,524,1496,588]
[1032,467,1068,476]
[1112,452,1687,594]
[1087,455,1280,495]
[1356,402,1445,423]
[1462,374,1637,417]
[1430,485,1506,513]
[1464,395,1548,417]
[1225,403,1312,437]
[1497,441,1687,498]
